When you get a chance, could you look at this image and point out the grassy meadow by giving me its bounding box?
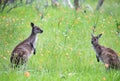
[0,0,120,81]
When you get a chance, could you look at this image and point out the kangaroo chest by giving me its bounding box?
[93,45,104,62]
[33,36,38,48]
[93,45,101,54]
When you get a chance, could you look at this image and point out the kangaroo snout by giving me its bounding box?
[91,40,93,44]
[40,29,43,33]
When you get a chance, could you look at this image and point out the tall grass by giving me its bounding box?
[0,1,120,81]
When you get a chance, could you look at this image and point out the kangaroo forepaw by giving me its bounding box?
[33,49,36,55]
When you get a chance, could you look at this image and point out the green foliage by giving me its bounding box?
[0,1,120,81]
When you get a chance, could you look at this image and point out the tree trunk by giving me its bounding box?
[1,0,8,12]
[26,0,33,4]
[0,0,2,9]
[63,0,74,8]
[20,0,22,3]
[51,0,59,7]
[74,0,79,10]
[0,0,1,5]
[96,0,104,10]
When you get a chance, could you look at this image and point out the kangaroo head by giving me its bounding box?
[91,34,102,45]
[31,22,43,34]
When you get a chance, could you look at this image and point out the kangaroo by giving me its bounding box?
[91,33,120,70]
[10,22,43,68]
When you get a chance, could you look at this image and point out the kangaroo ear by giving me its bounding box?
[98,34,102,38]
[31,22,34,27]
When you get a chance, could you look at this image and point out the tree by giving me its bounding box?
[26,0,33,4]
[0,0,22,12]
[51,0,59,7]
[63,0,74,9]
[1,0,8,12]
[74,0,79,10]
[96,0,104,10]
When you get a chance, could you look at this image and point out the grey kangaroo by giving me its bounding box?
[10,22,43,68]
[91,34,120,69]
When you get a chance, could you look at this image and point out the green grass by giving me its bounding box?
[0,0,120,81]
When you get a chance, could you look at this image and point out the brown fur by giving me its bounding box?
[10,22,43,68]
[91,34,120,70]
